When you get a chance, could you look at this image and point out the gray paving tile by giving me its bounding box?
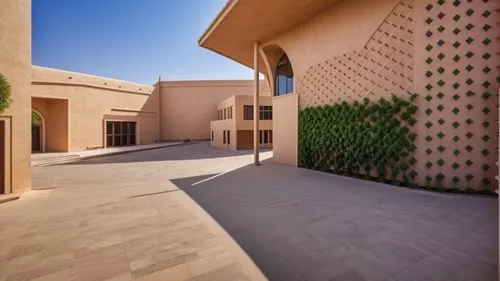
[174,160,498,281]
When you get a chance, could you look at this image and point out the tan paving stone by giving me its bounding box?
[188,263,248,281]
[135,263,189,281]
[0,143,269,281]
[28,269,72,281]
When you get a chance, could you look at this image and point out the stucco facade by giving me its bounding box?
[160,80,270,142]
[210,95,273,150]
[200,0,500,191]
[31,66,160,152]
[0,0,271,194]
[0,0,32,194]
[1,0,498,194]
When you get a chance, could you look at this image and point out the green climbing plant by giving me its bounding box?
[298,94,418,186]
[32,111,42,124]
[0,73,12,113]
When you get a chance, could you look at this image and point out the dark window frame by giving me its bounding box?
[106,121,136,147]
[275,54,294,96]
[244,105,254,120]
[259,105,272,120]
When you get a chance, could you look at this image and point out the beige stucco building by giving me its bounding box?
[2,63,270,195]
[210,95,273,150]
[1,0,498,194]
[200,0,499,191]
[0,0,32,195]
[30,68,272,154]
[0,0,274,195]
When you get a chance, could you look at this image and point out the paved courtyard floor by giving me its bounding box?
[173,161,499,281]
[1,142,497,281]
[0,143,270,281]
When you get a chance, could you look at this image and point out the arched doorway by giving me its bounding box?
[31,109,45,153]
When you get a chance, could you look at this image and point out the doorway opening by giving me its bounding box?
[31,110,44,153]
[106,121,137,147]
[0,120,4,194]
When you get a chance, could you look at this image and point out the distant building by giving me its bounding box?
[210,95,273,150]
[0,0,271,195]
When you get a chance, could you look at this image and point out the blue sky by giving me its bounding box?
[32,0,253,85]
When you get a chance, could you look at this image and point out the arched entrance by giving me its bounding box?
[31,109,45,153]
[260,44,298,166]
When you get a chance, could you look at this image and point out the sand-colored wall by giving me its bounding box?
[259,0,401,168]
[412,0,499,189]
[273,93,298,165]
[0,0,32,193]
[32,97,70,152]
[210,95,273,150]
[233,95,272,131]
[263,0,400,80]
[259,0,499,190]
[160,80,270,141]
[31,66,160,151]
[210,119,236,150]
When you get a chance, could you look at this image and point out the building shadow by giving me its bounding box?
[171,159,499,281]
[71,142,271,165]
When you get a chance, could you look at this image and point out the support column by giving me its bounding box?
[157,76,162,142]
[253,42,260,166]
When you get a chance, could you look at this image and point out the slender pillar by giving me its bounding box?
[253,42,260,166]
[157,76,162,142]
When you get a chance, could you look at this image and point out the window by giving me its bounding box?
[227,130,230,144]
[223,130,226,144]
[106,121,136,147]
[211,131,214,142]
[259,106,272,120]
[228,106,232,119]
[259,130,273,144]
[244,105,254,120]
[275,54,294,96]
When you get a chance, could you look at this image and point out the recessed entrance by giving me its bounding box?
[106,121,137,147]
[0,121,4,194]
[0,121,5,194]
[31,111,43,153]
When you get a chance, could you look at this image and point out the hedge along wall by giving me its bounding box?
[299,95,419,186]
[296,0,499,191]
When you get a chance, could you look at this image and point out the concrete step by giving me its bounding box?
[31,142,186,167]
[32,155,81,167]
[0,194,20,204]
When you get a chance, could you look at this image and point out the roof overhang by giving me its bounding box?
[199,0,343,71]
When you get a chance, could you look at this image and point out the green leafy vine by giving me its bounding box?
[298,94,418,186]
[0,73,12,113]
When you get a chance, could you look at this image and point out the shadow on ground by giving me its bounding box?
[172,160,498,281]
[73,142,267,164]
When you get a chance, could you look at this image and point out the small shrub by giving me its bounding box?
[0,73,12,113]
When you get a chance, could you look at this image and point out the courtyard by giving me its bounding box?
[0,142,497,281]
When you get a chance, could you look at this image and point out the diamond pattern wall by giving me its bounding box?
[415,0,499,190]
[295,0,499,191]
[297,0,415,109]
